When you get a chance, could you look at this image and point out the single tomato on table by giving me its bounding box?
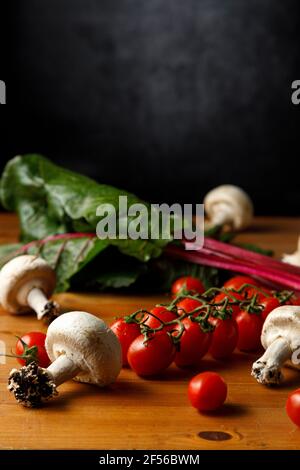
[15,331,50,368]
[171,276,205,296]
[127,332,175,376]
[286,389,300,427]
[188,372,227,411]
[110,318,141,366]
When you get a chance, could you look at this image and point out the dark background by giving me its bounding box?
[1,0,300,214]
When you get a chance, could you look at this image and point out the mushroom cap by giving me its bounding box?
[0,255,56,314]
[204,184,253,230]
[45,311,122,387]
[261,305,300,351]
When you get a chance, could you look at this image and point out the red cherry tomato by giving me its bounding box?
[174,318,212,368]
[248,287,272,303]
[127,332,175,376]
[282,295,300,306]
[171,276,205,296]
[144,306,177,332]
[291,296,300,306]
[15,332,50,368]
[225,276,272,304]
[286,389,300,427]
[111,318,141,366]
[235,310,263,352]
[209,316,238,359]
[176,298,204,316]
[260,296,281,321]
[224,276,259,290]
[213,292,244,319]
[188,372,227,411]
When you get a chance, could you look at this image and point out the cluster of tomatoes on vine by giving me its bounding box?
[111,275,298,377]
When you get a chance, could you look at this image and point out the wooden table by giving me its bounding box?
[1,213,300,450]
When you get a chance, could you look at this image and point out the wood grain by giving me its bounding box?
[1,213,300,449]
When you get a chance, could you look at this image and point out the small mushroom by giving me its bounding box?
[282,236,300,267]
[0,255,59,322]
[252,305,300,385]
[8,311,122,407]
[204,184,254,231]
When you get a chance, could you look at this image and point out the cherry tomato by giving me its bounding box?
[188,372,227,411]
[127,332,175,376]
[176,298,204,316]
[209,316,238,359]
[224,276,259,290]
[174,318,212,368]
[171,276,205,296]
[213,292,244,319]
[260,296,281,321]
[235,310,263,352]
[111,318,141,366]
[282,295,300,306]
[248,287,272,303]
[291,296,300,306]
[15,332,50,368]
[286,389,300,427]
[144,306,177,332]
[225,276,271,304]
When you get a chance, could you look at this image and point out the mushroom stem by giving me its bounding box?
[27,287,59,321]
[251,337,292,385]
[47,354,81,387]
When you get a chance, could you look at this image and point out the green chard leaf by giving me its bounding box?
[0,154,169,262]
[0,154,218,293]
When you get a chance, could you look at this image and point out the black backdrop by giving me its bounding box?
[1,0,300,214]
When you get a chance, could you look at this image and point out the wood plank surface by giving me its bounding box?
[1,213,300,450]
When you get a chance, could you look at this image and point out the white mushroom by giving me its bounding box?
[204,184,254,231]
[282,236,300,267]
[0,255,59,322]
[8,311,122,407]
[252,305,300,385]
